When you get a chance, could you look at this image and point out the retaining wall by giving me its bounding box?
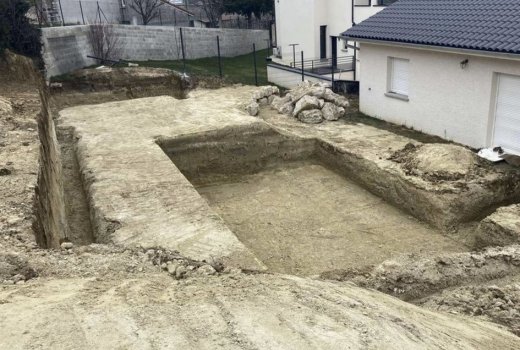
[42,25,269,78]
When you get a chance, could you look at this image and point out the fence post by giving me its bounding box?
[79,1,85,25]
[331,63,335,92]
[289,44,298,67]
[353,42,357,81]
[97,1,101,23]
[58,0,65,26]
[301,51,304,82]
[217,36,222,78]
[253,44,258,86]
[180,27,186,73]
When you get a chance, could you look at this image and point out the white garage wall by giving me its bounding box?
[359,42,520,149]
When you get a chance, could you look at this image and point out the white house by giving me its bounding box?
[342,0,520,155]
[268,0,396,88]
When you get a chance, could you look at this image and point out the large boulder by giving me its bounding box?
[322,102,345,121]
[322,88,350,108]
[252,85,280,100]
[298,109,323,124]
[293,95,320,117]
[271,95,294,115]
[246,101,259,116]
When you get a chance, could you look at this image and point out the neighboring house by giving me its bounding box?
[38,0,207,27]
[268,0,397,88]
[342,0,520,154]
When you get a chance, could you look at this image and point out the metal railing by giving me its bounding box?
[290,56,355,74]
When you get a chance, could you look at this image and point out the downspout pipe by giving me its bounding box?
[351,0,355,26]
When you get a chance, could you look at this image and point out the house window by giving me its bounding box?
[388,57,409,97]
[376,0,398,5]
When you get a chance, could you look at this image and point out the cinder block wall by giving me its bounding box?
[42,25,269,78]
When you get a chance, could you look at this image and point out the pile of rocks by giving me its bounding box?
[245,85,280,116]
[246,82,350,124]
[145,248,226,280]
[272,81,350,124]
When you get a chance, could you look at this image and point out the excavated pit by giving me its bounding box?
[160,127,469,275]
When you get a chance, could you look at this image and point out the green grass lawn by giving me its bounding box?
[127,49,270,86]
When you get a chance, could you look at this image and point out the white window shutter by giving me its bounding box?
[390,58,409,96]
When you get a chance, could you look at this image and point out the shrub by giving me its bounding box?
[0,0,42,60]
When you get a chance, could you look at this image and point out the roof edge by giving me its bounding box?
[340,36,520,61]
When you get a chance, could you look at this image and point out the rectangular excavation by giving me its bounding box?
[160,126,468,275]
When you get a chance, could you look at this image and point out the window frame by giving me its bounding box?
[386,56,410,101]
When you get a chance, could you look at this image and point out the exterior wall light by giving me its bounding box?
[460,59,469,69]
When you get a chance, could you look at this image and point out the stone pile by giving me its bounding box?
[271,81,350,124]
[145,248,226,280]
[245,85,280,116]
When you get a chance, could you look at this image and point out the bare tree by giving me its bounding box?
[129,0,163,25]
[88,25,121,62]
[200,0,224,28]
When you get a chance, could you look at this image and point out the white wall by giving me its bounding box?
[267,65,331,89]
[359,42,520,149]
[274,0,385,64]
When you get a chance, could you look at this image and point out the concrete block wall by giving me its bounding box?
[42,25,269,78]
[42,26,97,78]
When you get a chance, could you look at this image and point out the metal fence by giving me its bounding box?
[84,28,270,87]
[267,50,358,93]
[34,0,272,30]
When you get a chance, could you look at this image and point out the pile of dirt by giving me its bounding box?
[322,245,520,301]
[51,67,190,107]
[419,282,520,336]
[321,245,520,335]
[389,143,482,181]
[0,253,37,284]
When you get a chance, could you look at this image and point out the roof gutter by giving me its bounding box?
[340,36,520,62]
[161,1,195,17]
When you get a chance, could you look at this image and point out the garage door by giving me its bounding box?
[493,74,520,155]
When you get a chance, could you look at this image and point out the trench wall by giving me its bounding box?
[5,55,73,248]
[42,25,269,78]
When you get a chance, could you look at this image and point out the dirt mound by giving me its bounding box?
[322,245,520,301]
[0,253,37,284]
[60,67,188,98]
[419,282,520,336]
[390,143,479,181]
[1,274,519,349]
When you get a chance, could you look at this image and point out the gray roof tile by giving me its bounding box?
[342,0,520,54]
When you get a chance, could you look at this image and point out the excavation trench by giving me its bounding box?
[160,127,470,275]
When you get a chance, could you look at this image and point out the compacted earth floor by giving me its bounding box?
[197,160,468,275]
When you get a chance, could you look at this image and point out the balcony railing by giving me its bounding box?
[290,56,355,75]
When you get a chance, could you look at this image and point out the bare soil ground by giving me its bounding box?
[197,160,467,276]
[2,63,520,347]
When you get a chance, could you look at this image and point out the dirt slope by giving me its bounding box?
[1,273,518,350]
